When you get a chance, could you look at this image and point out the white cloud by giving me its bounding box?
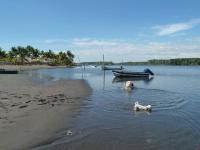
[153,19,200,36]
[71,38,200,62]
[42,39,68,44]
[72,38,119,47]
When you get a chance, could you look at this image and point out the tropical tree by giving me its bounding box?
[55,51,74,65]
[0,45,75,65]
[57,51,66,65]
[0,47,7,58]
[66,50,74,63]
[26,45,40,58]
[9,46,29,64]
[46,50,56,59]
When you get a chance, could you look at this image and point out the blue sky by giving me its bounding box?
[1,0,200,62]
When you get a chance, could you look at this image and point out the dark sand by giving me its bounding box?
[0,73,90,150]
[0,64,67,71]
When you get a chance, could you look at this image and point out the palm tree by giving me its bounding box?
[47,50,56,59]
[57,51,66,65]
[56,51,74,65]
[66,50,74,62]
[9,47,17,57]
[9,46,29,64]
[3,45,75,66]
[26,45,40,58]
[0,47,7,58]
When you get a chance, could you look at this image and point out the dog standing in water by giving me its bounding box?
[125,81,134,90]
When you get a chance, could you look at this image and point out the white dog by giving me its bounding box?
[125,81,134,89]
[134,101,152,111]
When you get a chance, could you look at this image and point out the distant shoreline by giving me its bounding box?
[79,58,200,66]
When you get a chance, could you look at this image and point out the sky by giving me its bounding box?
[1,0,200,62]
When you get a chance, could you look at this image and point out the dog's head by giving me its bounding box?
[125,81,134,88]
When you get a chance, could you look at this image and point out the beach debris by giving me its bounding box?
[13,95,22,98]
[38,98,48,103]
[60,98,65,102]
[134,102,152,112]
[11,104,17,107]
[25,100,31,104]
[19,105,28,109]
[125,81,134,89]
[66,130,73,136]
[38,99,49,105]
[38,99,46,103]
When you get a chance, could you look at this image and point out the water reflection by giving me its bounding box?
[24,70,55,82]
[134,110,152,116]
[103,70,106,90]
[112,76,154,84]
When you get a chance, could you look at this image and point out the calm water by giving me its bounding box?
[29,66,200,150]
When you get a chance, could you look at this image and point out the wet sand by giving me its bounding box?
[0,73,91,150]
[0,64,67,71]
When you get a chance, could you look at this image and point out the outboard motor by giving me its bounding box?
[144,68,154,75]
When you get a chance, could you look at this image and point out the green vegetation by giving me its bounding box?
[120,58,200,66]
[147,58,200,65]
[0,45,75,66]
[78,58,200,66]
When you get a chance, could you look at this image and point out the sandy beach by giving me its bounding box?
[0,64,68,71]
[0,66,91,150]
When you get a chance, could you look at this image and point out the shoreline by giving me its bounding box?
[0,71,91,149]
[0,64,72,71]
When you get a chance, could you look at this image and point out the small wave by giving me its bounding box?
[132,88,187,112]
[88,87,188,114]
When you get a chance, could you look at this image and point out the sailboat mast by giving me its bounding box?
[103,54,104,65]
[102,54,105,70]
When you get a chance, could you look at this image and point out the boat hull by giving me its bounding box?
[102,66,123,71]
[0,70,19,74]
[112,70,149,77]
[112,76,150,82]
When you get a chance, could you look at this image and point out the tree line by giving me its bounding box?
[119,58,200,66]
[78,58,200,66]
[148,58,200,65]
[0,45,74,66]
